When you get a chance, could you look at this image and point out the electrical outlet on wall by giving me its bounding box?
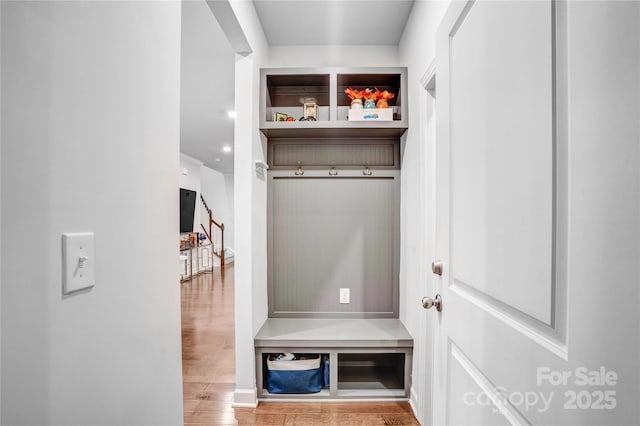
[340,288,350,304]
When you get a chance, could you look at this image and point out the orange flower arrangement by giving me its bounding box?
[362,88,377,101]
[374,88,395,109]
[344,87,395,108]
[344,87,363,100]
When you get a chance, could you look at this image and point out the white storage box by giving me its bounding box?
[347,108,394,121]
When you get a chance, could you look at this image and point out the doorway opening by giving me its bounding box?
[178,0,236,423]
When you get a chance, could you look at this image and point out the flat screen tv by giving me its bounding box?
[180,188,197,233]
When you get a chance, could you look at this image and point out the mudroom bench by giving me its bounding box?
[254,318,413,401]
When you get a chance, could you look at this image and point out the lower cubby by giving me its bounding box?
[255,348,411,400]
[337,353,404,390]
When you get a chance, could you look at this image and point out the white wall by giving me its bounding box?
[565,2,639,421]
[398,0,446,336]
[180,153,203,233]
[200,165,235,250]
[1,2,183,425]
[398,0,451,423]
[225,174,235,248]
[223,0,269,407]
[0,1,3,419]
[268,45,399,67]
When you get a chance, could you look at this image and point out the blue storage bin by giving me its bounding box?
[267,356,323,394]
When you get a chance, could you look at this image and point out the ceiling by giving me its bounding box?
[180,0,415,176]
[180,0,236,174]
[253,0,415,46]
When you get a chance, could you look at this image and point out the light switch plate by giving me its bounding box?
[340,288,350,304]
[62,232,95,294]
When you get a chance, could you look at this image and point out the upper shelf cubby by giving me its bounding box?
[266,74,330,107]
[336,73,401,107]
[260,67,408,139]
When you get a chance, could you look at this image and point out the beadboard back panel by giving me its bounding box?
[268,139,400,169]
[268,170,400,318]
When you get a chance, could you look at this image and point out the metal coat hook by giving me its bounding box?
[295,163,304,176]
[329,166,338,176]
[363,166,372,176]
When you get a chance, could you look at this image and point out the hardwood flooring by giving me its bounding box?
[181,265,421,425]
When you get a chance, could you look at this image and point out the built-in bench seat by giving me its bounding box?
[254,318,413,400]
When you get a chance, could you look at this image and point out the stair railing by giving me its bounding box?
[200,194,225,269]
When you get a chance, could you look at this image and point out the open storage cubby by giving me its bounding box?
[265,74,330,123]
[336,73,402,121]
[337,353,404,391]
[259,67,408,139]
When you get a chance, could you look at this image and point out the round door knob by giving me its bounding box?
[422,294,442,312]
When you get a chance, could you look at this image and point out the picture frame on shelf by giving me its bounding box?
[274,112,288,122]
[303,102,318,120]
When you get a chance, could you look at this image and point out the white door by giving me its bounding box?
[429,1,639,425]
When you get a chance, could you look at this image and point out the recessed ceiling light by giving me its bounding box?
[222,146,232,153]
[227,111,236,118]
[215,158,221,162]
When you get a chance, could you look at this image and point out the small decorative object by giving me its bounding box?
[374,88,395,108]
[345,87,364,109]
[286,117,295,122]
[274,112,288,122]
[345,87,363,100]
[303,101,318,120]
[362,88,378,109]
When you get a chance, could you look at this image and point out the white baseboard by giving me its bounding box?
[232,388,258,408]
[409,386,422,425]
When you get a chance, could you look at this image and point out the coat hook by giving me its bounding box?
[363,166,372,176]
[295,163,304,176]
[329,166,338,176]
[254,160,269,171]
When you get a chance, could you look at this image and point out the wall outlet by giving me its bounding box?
[340,288,350,304]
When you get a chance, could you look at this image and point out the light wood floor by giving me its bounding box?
[181,265,421,425]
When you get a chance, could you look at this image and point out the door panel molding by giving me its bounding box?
[448,340,530,425]
[445,0,568,354]
[450,280,568,360]
[448,0,476,40]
